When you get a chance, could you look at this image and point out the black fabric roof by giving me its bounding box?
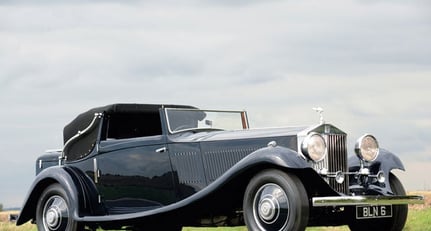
[63,103,194,144]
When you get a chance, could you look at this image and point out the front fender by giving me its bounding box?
[17,166,83,225]
[72,145,318,225]
[348,148,405,194]
[375,148,405,171]
[236,145,312,170]
[348,148,405,172]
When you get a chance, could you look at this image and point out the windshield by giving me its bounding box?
[165,108,249,133]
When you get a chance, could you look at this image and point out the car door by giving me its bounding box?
[93,111,176,214]
[96,136,175,213]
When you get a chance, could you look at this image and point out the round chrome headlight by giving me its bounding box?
[355,134,379,162]
[301,133,327,162]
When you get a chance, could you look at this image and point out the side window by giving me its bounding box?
[102,112,162,140]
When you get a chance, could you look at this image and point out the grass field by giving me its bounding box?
[1,191,429,231]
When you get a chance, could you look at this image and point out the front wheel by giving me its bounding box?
[243,169,309,231]
[36,183,81,231]
[349,173,408,231]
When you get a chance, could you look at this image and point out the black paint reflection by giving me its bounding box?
[97,143,176,209]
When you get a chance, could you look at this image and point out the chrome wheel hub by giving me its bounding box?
[253,183,289,230]
[45,207,60,228]
[42,195,68,230]
[258,197,277,222]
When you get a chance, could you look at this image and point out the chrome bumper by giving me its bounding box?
[312,195,424,207]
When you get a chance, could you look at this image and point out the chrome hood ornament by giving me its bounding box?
[313,107,325,124]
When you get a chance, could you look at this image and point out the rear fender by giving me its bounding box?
[16,166,97,225]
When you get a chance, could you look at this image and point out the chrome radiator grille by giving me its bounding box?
[312,133,349,195]
[327,134,349,194]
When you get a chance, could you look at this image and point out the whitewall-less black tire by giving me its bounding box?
[243,169,309,231]
[349,173,408,231]
[36,183,81,231]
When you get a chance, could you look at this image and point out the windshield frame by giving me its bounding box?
[164,108,249,134]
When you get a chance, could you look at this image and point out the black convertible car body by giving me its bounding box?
[17,104,423,231]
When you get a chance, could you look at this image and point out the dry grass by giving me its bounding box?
[0,211,35,231]
[408,191,431,210]
[0,211,18,223]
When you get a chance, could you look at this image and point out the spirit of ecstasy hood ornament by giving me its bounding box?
[312,107,324,124]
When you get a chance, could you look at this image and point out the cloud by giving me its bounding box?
[397,161,431,191]
[0,0,430,207]
[1,0,429,88]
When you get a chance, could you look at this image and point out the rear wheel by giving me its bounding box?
[243,169,309,231]
[36,183,82,231]
[349,173,408,231]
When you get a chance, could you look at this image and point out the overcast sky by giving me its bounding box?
[0,0,430,208]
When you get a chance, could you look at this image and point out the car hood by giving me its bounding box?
[170,126,309,142]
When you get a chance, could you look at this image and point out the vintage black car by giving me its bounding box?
[17,104,423,231]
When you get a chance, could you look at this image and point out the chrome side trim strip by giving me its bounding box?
[312,195,424,207]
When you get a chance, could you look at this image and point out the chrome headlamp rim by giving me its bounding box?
[301,133,327,163]
[355,134,380,162]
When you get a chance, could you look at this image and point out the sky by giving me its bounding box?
[0,0,430,208]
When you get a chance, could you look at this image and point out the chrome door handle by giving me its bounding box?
[155,147,167,153]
